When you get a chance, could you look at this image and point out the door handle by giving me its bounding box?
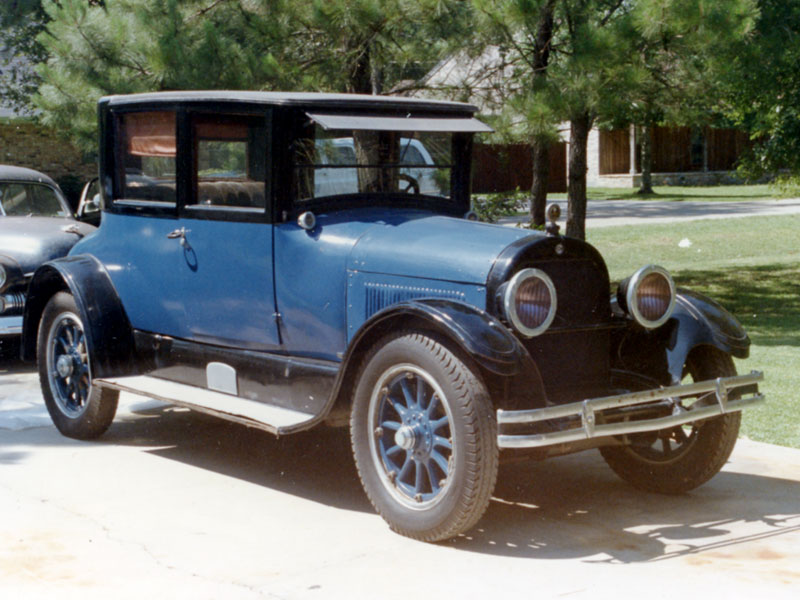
[166,227,190,247]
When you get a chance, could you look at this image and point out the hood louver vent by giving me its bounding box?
[365,282,466,319]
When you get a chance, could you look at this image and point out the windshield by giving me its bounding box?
[0,183,69,217]
[292,125,455,202]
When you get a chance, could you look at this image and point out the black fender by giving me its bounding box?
[665,288,750,383]
[22,254,135,378]
[322,298,548,419]
[348,298,524,375]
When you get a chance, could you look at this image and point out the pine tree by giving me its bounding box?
[614,0,757,194]
[722,0,800,179]
[472,0,559,227]
[0,0,49,115]
[33,0,462,150]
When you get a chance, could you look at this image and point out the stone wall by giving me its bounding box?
[0,120,96,185]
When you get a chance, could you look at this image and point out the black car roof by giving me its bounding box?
[0,165,59,187]
[100,90,479,115]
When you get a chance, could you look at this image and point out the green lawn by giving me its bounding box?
[587,215,800,448]
[550,184,782,202]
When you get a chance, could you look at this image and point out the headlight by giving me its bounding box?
[618,265,676,329]
[0,257,24,294]
[502,268,557,337]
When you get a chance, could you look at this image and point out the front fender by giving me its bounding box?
[22,255,134,378]
[665,288,750,383]
[320,297,550,420]
[349,298,525,376]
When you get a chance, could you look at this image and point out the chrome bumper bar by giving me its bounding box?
[0,315,23,336]
[497,370,765,449]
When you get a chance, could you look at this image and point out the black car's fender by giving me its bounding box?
[22,254,135,378]
[613,287,751,386]
[323,298,549,421]
[665,288,750,383]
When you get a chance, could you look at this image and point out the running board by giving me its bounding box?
[95,375,316,435]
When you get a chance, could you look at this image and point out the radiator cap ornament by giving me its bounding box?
[546,203,561,237]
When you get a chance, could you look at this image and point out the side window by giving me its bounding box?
[0,183,30,215]
[116,111,177,206]
[188,115,267,211]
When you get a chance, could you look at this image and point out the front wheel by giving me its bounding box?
[37,291,118,440]
[600,346,741,494]
[350,332,498,541]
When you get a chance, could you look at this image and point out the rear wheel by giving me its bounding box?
[38,292,118,440]
[600,346,740,494]
[351,332,498,541]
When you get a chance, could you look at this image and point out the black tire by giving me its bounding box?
[37,291,118,440]
[350,332,498,541]
[600,346,741,494]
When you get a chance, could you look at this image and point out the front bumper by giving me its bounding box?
[0,291,25,336]
[497,371,765,449]
[0,315,23,337]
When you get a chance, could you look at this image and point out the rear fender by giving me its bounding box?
[22,255,134,378]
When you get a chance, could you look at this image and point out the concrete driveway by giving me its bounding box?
[2,354,799,599]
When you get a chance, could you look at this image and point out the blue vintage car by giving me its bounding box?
[22,92,764,541]
[1,165,95,341]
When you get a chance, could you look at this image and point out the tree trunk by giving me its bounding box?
[638,124,654,194]
[530,138,549,226]
[347,39,373,95]
[566,112,592,240]
[527,0,556,226]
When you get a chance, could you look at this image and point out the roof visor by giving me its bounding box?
[306,112,493,133]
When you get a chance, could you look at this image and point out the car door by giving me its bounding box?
[98,108,279,350]
[175,111,278,350]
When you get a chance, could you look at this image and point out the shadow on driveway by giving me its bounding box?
[92,404,800,565]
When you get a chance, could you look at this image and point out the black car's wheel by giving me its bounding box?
[351,332,498,541]
[38,292,118,440]
[600,346,741,494]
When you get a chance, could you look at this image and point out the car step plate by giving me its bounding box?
[95,375,316,435]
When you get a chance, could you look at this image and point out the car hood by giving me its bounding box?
[0,217,96,274]
[339,209,536,285]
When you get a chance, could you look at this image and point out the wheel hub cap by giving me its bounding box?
[56,354,75,378]
[395,425,417,450]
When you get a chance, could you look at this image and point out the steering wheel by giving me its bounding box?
[398,174,420,195]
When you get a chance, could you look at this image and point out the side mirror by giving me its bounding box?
[86,194,101,212]
[76,177,102,225]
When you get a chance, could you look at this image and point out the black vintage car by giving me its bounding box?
[0,165,95,341]
[22,92,764,542]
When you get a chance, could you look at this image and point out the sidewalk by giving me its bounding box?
[499,197,800,228]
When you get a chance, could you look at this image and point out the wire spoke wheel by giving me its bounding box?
[47,312,91,418]
[369,364,454,509]
[600,347,741,494]
[38,292,118,440]
[351,332,497,541]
